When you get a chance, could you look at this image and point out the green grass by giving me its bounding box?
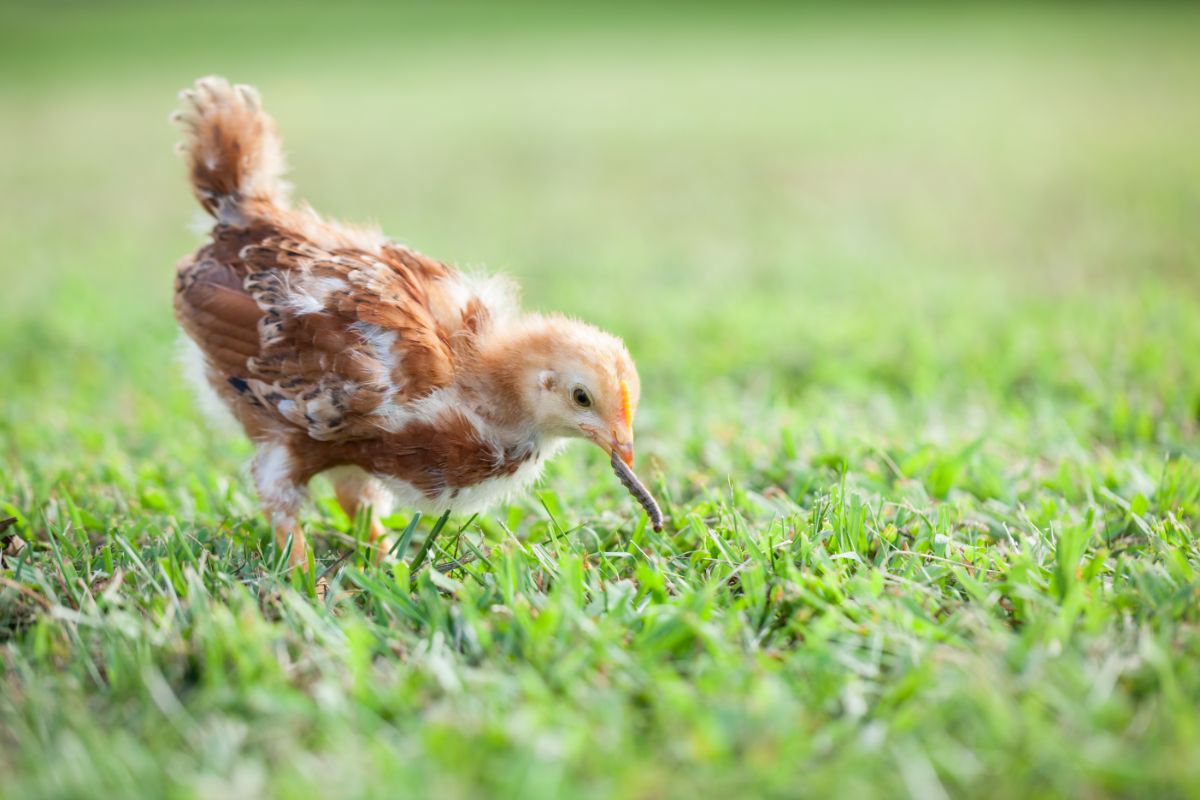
[3,3,1200,798]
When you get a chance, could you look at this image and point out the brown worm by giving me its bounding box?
[610,452,664,532]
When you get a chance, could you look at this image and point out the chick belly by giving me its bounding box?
[376,454,551,517]
[178,334,242,434]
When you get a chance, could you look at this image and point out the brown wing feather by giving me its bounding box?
[175,255,263,375]
[174,225,461,442]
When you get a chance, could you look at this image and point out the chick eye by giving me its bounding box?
[572,387,593,408]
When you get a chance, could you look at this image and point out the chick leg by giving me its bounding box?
[252,443,310,570]
[330,467,394,561]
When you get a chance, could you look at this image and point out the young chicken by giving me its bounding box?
[172,77,661,569]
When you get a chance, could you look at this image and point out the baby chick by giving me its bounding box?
[172,77,661,568]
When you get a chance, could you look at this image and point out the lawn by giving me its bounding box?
[2,3,1200,798]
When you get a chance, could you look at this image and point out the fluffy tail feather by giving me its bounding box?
[172,76,290,222]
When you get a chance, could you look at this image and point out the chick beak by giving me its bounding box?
[611,433,635,468]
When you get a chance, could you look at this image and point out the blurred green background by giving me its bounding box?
[2,3,1200,798]
[5,2,1198,390]
[5,1,1200,510]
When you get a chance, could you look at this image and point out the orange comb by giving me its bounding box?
[619,379,634,429]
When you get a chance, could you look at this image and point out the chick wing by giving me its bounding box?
[175,224,487,442]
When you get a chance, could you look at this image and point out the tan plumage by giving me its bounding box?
[172,76,656,568]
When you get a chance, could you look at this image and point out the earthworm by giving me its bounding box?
[610,452,664,532]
